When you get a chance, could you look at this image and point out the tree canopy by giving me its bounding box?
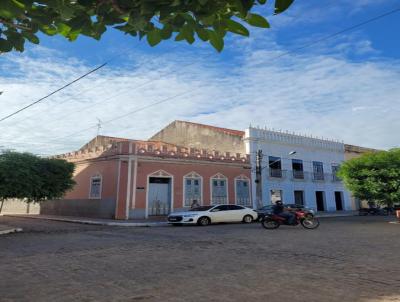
[0,151,75,205]
[0,0,294,53]
[338,148,400,207]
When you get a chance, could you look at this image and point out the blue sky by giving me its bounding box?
[0,0,399,155]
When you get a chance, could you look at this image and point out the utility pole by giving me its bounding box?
[255,149,263,209]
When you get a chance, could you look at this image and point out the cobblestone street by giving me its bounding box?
[0,216,399,302]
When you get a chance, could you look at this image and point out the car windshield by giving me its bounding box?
[189,206,214,211]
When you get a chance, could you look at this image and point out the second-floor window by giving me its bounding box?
[332,164,340,181]
[313,161,324,180]
[269,156,282,177]
[292,159,304,179]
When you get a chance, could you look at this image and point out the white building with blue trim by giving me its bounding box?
[244,126,352,212]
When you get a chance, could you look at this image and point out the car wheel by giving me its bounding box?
[242,215,253,223]
[197,216,211,226]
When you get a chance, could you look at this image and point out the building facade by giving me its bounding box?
[40,121,377,219]
[150,120,245,155]
[244,127,351,211]
[45,137,252,219]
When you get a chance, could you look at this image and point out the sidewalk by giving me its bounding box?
[315,211,358,218]
[4,214,169,227]
[0,224,23,235]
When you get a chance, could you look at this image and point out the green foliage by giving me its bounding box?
[0,0,294,53]
[0,151,75,203]
[338,148,400,207]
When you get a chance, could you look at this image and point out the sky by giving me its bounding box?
[0,0,399,155]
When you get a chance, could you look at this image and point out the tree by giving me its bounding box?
[338,148,400,207]
[0,0,294,53]
[0,151,75,212]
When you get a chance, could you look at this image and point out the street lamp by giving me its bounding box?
[260,150,297,171]
[254,150,297,209]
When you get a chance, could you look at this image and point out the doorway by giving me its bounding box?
[335,191,344,211]
[148,177,172,216]
[315,191,325,211]
[294,190,304,205]
[270,189,283,204]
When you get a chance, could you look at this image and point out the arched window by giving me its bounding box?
[210,173,228,205]
[89,175,102,199]
[183,172,202,207]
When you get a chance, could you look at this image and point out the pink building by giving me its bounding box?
[44,136,252,220]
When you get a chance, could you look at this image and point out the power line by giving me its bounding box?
[0,63,108,123]
[9,45,181,126]
[273,6,400,60]
[46,7,400,143]
[49,88,197,142]
[4,6,400,150]
[24,49,212,130]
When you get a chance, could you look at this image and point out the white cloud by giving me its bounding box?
[0,32,399,155]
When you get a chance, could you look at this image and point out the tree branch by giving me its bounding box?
[0,19,31,31]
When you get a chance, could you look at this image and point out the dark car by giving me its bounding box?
[256,203,315,221]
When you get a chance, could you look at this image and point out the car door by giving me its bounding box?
[227,205,245,221]
[209,205,229,223]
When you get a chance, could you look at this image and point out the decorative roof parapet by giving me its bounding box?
[246,126,344,152]
[54,140,250,164]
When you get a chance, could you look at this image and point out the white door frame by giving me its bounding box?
[145,170,174,218]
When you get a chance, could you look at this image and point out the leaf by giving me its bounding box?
[160,24,173,40]
[7,33,24,51]
[246,13,270,28]
[0,38,13,52]
[175,31,185,41]
[146,29,161,46]
[40,25,58,36]
[195,26,209,41]
[22,31,39,44]
[208,30,224,52]
[180,25,195,44]
[226,19,249,36]
[0,0,25,19]
[275,0,294,14]
[56,22,71,37]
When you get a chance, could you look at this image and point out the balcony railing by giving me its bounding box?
[265,170,341,183]
[269,168,283,178]
[292,170,304,180]
[313,172,325,181]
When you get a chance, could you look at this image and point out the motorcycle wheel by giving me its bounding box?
[261,218,280,229]
[300,217,320,229]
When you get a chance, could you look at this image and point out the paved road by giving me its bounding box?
[0,216,399,302]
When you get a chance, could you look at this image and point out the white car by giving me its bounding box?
[167,204,258,226]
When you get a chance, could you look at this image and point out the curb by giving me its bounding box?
[4,215,169,227]
[0,227,23,235]
[389,221,400,224]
